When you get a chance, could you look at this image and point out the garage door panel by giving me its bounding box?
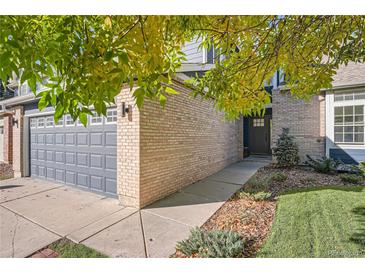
[46,167,55,180]
[65,152,76,165]
[55,169,65,182]
[38,166,46,177]
[37,134,45,144]
[55,134,64,145]
[29,111,117,196]
[90,132,103,146]
[76,153,89,167]
[46,151,54,161]
[54,151,65,163]
[77,173,89,188]
[90,154,103,169]
[65,171,76,185]
[105,155,117,170]
[90,176,104,191]
[106,178,117,194]
[65,133,75,145]
[76,133,88,145]
[105,132,117,146]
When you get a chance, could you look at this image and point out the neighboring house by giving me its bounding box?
[0,38,364,209]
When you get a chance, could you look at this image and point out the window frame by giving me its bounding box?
[30,118,37,129]
[37,117,45,128]
[55,116,64,127]
[65,114,75,127]
[90,111,103,125]
[45,116,54,128]
[333,103,364,145]
[105,108,117,124]
[253,118,265,127]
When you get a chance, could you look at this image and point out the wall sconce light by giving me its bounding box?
[122,102,130,117]
[12,117,18,126]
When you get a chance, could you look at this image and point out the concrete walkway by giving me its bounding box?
[83,157,269,258]
[0,157,268,258]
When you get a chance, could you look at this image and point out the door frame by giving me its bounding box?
[247,114,272,155]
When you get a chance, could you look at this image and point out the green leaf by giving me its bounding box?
[159,94,167,107]
[165,87,179,95]
[79,112,88,126]
[28,77,37,92]
[54,104,64,123]
[119,51,129,64]
[104,50,113,62]
[38,95,48,110]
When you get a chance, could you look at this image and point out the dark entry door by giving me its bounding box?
[248,116,271,154]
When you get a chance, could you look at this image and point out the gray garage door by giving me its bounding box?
[29,109,118,196]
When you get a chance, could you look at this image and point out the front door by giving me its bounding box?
[248,116,271,154]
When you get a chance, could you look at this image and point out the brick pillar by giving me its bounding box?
[3,114,13,164]
[11,106,24,178]
[116,88,141,208]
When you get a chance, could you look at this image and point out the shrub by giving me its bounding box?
[305,155,340,174]
[176,228,244,258]
[243,176,270,194]
[272,128,299,167]
[357,162,365,177]
[339,173,364,184]
[270,172,287,182]
[239,191,272,201]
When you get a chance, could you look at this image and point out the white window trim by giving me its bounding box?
[30,118,37,129]
[90,112,103,125]
[65,115,75,127]
[326,89,365,157]
[105,108,118,124]
[55,116,64,127]
[45,116,54,128]
[37,117,45,128]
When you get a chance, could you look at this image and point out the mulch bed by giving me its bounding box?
[255,165,365,196]
[174,164,365,258]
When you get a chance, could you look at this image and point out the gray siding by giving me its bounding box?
[333,62,365,87]
[182,38,205,63]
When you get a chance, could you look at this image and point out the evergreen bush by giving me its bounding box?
[272,128,299,167]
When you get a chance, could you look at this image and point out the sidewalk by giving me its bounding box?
[82,157,269,257]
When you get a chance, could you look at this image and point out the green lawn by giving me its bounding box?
[257,186,365,258]
[50,239,107,258]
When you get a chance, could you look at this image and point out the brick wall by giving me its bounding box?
[0,162,14,180]
[11,106,24,177]
[138,81,242,207]
[3,114,13,164]
[271,89,325,162]
[116,88,141,207]
[117,82,242,208]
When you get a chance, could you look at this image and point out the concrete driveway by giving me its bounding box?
[0,178,136,258]
[0,157,268,258]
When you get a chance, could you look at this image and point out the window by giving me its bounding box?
[106,108,117,124]
[65,115,75,126]
[76,119,84,126]
[55,116,64,127]
[45,116,54,128]
[91,111,103,125]
[253,118,264,127]
[334,90,365,102]
[37,117,45,128]
[334,105,364,144]
[30,118,37,129]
